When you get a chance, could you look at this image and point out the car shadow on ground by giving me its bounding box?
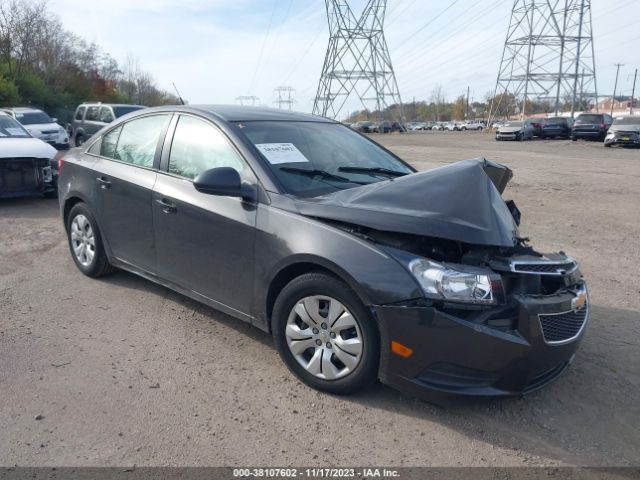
[96,270,640,466]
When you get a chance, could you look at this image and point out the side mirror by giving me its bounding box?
[193,167,245,198]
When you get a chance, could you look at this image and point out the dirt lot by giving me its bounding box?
[1,132,639,467]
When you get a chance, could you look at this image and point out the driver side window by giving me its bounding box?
[168,115,244,180]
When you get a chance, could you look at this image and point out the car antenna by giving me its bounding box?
[172,82,185,105]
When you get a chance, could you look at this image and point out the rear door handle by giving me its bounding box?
[155,198,177,214]
[96,177,111,189]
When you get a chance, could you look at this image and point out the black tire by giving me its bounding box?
[75,134,85,147]
[66,203,114,278]
[272,272,379,395]
[604,143,612,148]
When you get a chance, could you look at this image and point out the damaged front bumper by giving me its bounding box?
[0,157,54,199]
[375,272,588,401]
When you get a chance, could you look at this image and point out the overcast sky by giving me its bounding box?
[53,0,639,117]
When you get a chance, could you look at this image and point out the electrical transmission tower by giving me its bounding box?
[313,0,403,121]
[274,86,297,110]
[489,0,598,121]
[236,96,261,107]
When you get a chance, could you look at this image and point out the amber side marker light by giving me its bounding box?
[391,340,413,358]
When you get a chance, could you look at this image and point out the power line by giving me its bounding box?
[248,0,279,94]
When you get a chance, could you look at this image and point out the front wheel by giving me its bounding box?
[272,273,379,395]
[66,203,114,277]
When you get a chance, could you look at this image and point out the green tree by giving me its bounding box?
[0,74,21,106]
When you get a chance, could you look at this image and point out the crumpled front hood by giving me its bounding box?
[291,158,519,247]
[499,126,524,133]
[0,138,57,159]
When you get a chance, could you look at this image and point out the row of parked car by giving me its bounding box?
[494,113,640,147]
[349,119,488,133]
[0,102,147,200]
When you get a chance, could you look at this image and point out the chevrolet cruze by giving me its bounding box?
[58,106,589,401]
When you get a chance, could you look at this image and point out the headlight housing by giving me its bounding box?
[409,259,503,305]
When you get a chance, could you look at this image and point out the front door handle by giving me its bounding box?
[96,177,111,189]
[155,198,177,214]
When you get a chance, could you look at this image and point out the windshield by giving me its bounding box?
[113,106,145,118]
[235,121,414,198]
[613,116,640,126]
[15,111,53,125]
[545,117,567,125]
[0,115,31,137]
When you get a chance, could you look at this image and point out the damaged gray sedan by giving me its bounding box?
[58,106,588,401]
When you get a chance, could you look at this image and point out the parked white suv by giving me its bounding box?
[1,107,69,149]
[460,120,485,131]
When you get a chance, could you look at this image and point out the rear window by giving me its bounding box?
[613,116,640,126]
[113,106,145,118]
[15,111,52,125]
[545,117,567,125]
[576,114,602,123]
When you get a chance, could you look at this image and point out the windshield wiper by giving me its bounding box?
[337,166,409,178]
[279,167,367,184]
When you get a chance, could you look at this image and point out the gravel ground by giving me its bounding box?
[0,132,638,467]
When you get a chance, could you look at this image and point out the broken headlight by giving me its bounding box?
[408,259,503,305]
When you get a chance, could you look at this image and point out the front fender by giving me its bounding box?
[253,204,422,327]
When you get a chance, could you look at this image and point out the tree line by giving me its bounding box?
[345,84,594,123]
[0,0,179,123]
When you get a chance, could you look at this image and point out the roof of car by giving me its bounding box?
[80,103,146,108]
[188,105,334,123]
[3,107,43,113]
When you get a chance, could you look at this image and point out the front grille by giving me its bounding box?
[512,261,577,275]
[42,129,58,134]
[0,157,45,194]
[538,304,588,344]
[614,131,639,140]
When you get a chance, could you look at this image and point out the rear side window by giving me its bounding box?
[85,106,100,121]
[99,107,115,123]
[101,126,122,158]
[113,115,170,168]
[168,115,245,180]
[75,107,86,121]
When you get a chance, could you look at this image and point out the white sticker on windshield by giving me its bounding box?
[255,143,309,165]
[6,128,25,135]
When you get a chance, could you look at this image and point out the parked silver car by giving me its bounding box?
[1,107,69,149]
[495,121,534,141]
[460,120,485,131]
[70,103,145,146]
[604,115,640,147]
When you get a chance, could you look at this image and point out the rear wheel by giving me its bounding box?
[75,134,85,147]
[66,203,114,277]
[272,273,379,395]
